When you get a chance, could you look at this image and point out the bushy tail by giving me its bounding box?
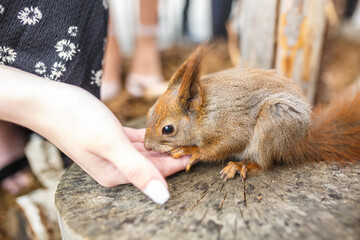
[303,89,360,163]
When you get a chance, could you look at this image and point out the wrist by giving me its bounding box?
[0,66,87,133]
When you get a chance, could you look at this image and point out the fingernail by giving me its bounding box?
[143,180,170,205]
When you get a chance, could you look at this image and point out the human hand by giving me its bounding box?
[123,127,190,178]
[0,66,188,204]
[40,90,189,205]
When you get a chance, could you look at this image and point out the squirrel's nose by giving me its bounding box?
[144,140,152,151]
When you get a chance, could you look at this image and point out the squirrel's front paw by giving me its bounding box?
[170,146,199,159]
[170,147,187,159]
[170,146,200,171]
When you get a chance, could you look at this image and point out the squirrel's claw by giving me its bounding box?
[186,157,199,172]
[220,161,250,181]
[220,163,237,181]
[185,162,192,172]
[240,165,247,182]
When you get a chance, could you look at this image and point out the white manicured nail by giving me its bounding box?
[143,180,170,205]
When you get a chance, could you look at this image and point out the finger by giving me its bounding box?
[133,143,190,177]
[108,146,170,205]
[131,143,190,176]
[149,155,189,177]
[132,142,165,157]
[122,127,145,143]
[75,154,129,186]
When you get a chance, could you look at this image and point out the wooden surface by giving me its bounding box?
[55,161,360,240]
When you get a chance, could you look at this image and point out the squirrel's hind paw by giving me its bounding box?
[220,163,237,181]
[220,161,259,181]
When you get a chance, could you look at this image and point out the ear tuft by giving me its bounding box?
[168,44,208,90]
[167,44,209,110]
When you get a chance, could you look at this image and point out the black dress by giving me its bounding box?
[0,0,109,98]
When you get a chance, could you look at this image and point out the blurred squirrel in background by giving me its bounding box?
[144,45,360,181]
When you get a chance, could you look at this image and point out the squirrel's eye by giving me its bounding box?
[162,125,174,135]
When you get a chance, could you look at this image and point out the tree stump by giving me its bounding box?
[55,161,360,240]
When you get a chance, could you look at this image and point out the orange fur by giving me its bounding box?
[301,92,360,164]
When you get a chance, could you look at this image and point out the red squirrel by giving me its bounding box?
[144,46,360,180]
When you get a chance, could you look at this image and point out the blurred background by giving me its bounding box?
[105,0,360,122]
[1,0,359,239]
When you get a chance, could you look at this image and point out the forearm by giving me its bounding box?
[0,65,57,128]
[0,65,129,149]
[0,66,85,133]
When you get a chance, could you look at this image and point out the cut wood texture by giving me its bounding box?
[55,162,360,240]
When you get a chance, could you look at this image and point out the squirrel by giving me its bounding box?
[144,45,360,180]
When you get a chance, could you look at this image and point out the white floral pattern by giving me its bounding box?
[44,62,66,81]
[0,5,4,15]
[43,75,54,81]
[55,39,78,61]
[68,26,78,37]
[18,6,42,25]
[103,0,109,10]
[1,1,107,95]
[35,62,47,74]
[90,69,102,87]
[51,62,66,80]
[0,46,17,64]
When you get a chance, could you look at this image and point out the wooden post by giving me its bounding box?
[275,0,327,103]
[239,0,279,69]
[239,0,328,103]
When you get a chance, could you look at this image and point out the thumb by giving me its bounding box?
[110,147,170,205]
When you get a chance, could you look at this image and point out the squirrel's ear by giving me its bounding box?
[168,45,207,110]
